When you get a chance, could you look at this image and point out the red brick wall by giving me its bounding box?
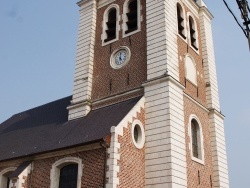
[177,5,215,186]
[177,5,207,106]
[0,148,105,188]
[117,108,145,188]
[184,97,214,188]
[91,0,147,102]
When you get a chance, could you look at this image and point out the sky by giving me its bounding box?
[0,0,249,187]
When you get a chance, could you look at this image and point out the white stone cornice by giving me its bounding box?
[209,108,225,119]
[143,75,185,90]
[92,87,143,107]
[199,6,214,20]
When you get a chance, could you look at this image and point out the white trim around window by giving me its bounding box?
[176,1,187,41]
[188,114,204,164]
[50,157,83,188]
[0,167,16,188]
[102,4,120,46]
[122,0,142,38]
[131,119,145,149]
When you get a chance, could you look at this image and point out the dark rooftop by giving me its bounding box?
[0,96,141,162]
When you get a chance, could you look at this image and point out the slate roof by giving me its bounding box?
[0,96,141,162]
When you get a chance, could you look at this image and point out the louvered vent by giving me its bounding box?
[177,5,186,39]
[189,17,198,50]
[125,0,138,34]
[104,9,116,42]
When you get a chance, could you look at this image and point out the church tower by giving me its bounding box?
[68,0,229,187]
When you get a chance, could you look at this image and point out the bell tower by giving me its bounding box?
[68,0,229,187]
[68,0,147,120]
[143,0,229,187]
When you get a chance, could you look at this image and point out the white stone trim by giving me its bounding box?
[188,114,205,164]
[182,0,200,17]
[198,8,229,186]
[0,167,16,188]
[50,157,82,188]
[101,4,120,46]
[115,97,145,136]
[122,0,142,38]
[106,97,145,188]
[131,119,145,149]
[199,7,220,111]
[196,0,207,8]
[144,78,187,187]
[209,112,229,188]
[146,0,179,81]
[69,0,97,120]
[92,87,142,107]
[17,163,32,188]
[97,0,115,9]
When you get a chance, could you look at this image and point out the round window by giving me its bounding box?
[131,120,145,149]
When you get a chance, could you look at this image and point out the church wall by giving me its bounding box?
[184,95,214,188]
[32,149,105,188]
[0,148,105,188]
[91,0,147,102]
[105,97,145,188]
[177,4,207,106]
[117,108,145,188]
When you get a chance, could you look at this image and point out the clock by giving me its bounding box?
[110,46,131,69]
[115,50,127,65]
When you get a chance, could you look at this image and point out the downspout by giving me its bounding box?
[100,139,109,188]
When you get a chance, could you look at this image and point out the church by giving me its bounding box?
[0,0,229,187]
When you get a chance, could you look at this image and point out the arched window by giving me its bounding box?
[123,0,141,37]
[177,3,186,39]
[189,115,204,164]
[59,164,78,188]
[0,168,16,188]
[50,157,82,188]
[188,16,198,50]
[102,5,120,45]
[191,120,199,158]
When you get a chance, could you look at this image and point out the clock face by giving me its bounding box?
[110,46,131,69]
[115,50,127,65]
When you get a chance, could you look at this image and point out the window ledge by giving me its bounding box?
[123,28,141,38]
[190,44,199,55]
[191,156,205,165]
[102,37,119,46]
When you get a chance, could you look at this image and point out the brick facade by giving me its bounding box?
[117,108,145,188]
[91,0,147,103]
[178,3,215,188]
[0,0,229,187]
[178,5,207,106]
[184,96,214,188]
[0,148,105,188]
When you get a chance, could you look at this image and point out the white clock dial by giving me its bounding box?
[110,46,131,69]
[115,50,127,65]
